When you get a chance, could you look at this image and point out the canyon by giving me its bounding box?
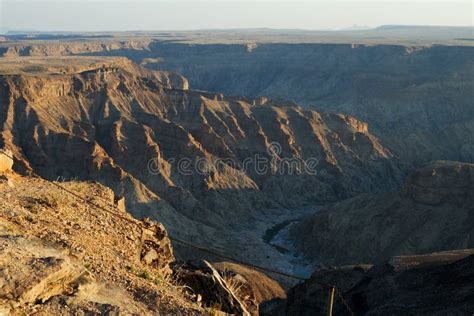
[0,56,402,270]
[2,28,473,166]
[0,27,473,314]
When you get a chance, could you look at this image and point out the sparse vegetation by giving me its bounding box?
[140,270,152,280]
[221,270,244,298]
[126,265,138,274]
[154,277,162,286]
[22,192,68,211]
[68,182,89,194]
[127,265,160,284]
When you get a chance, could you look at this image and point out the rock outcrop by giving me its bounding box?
[175,260,285,315]
[140,218,175,274]
[0,225,84,308]
[214,261,286,314]
[290,161,474,266]
[404,160,474,205]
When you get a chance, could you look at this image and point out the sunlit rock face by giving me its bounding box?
[0,148,13,173]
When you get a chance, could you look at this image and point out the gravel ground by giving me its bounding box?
[0,173,206,315]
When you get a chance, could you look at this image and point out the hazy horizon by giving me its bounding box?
[0,0,472,33]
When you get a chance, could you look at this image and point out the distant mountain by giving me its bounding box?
[339,24,372,31]
[376,24,474,30]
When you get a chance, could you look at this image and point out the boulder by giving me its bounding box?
[140,218,174,274]
[0,223,84,309]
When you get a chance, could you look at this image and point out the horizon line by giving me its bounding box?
[2,24,473,35]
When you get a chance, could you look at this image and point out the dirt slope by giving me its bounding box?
[0,172,203,315]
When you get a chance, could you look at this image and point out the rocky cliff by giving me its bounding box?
[0,39,152,57]
[290,161,474,266]
[147,43,474,165]
[0,57,402,263]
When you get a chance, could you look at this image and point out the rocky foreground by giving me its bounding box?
[0,171,199,314]
[0,167,286,315]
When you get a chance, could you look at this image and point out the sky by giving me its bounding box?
[0,0,472,32]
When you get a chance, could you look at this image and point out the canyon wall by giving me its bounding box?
[139,43,474,165]
[3,40,472,165]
